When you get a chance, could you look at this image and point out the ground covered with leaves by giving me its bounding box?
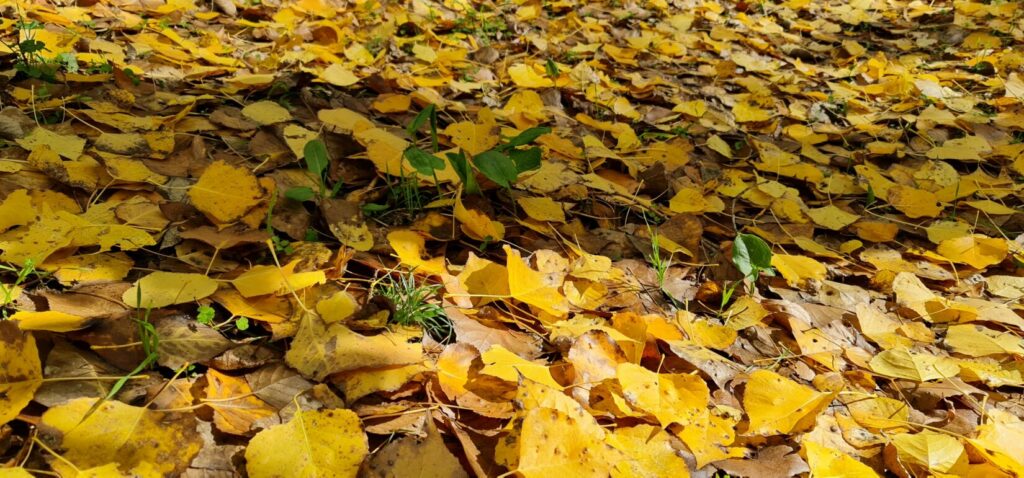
[0,0,1023,476]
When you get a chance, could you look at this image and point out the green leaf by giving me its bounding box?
[505,126,551,149]
[473,150,517,189]
[235,317,250,331]
[509,147,542,173]
[57,52,79,73]
[361,203,389,215]
[18,39,45,55]
[732,233,774,279]
[303,139,329,177]
[403,146,445,175]
[545,59,559,78]
[285,186,316,202]
[446,150,479,194]
[196,305,215,326]
[406,104,436,138]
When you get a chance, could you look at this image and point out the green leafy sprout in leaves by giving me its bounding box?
[373,271,453,344]
[0,259,39,318]
[196,304,251,331]
[402,103,549,195]
[80,285,160,423]
[285,139,341,202]
[721,233,774,308]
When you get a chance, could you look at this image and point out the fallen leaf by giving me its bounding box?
[0,321,41,425]
[245,408,367,478]
[38,397,202,476]
[122,272,219,308]
[743,369,834,435]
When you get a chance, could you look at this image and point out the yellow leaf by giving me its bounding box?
[966,420,1024,475]
[514,407,618,478]
[0,469,34,478]
[925,220,972,244]
[964,199,1016,215]
[0,190,35,233]
[285,316,422,380]
[607,425,691,478]
[887,185,943,218]
[454,190,505,241]
[444,120,498,155]
[316,290,358,324]
[387,230,446,275]
[411,43,437,63]
[104,156,168,184]
[945,324,1024,357]
[616,362,709,428]
[241,100,292,125]
[122,272,218,308]
[246,408,367,478]
[937,234,1007,269]
[436,343,477,399]
[771,254,827,287]
[344,42,374,65]
[205,369,275,435]
[843,393,910,430]
[869,347,959,381]
[282,125,319,159]
[28,145,104,189]
[321,64,360,86]
[743,369,833,435]
[480,344,560,389]
[330,222,374,252]
[733,101,773,122]
[806,205,859,230]
[925,135,989,161]
[803,440,879,478]
[0,322,40,425]
[518,197,566,223]
[505,245,568,318]
[890,430,968,475]
[371,94,412,113]
[10,311,91,332]
[232,260,326,297]
[855,303,913,350]
[337,363,429,402]
[16,127,85,159]
[457,253,509,306]
[508,63,554,88]
[188,161,266,223]
[318,108,374,134]
[212,289,291,324]
[669,187,723,214]
[706,134,733,158]
[677,311,737,350]
[987,275,1024,300]
[673,100,707,118]
[674,410,744,467]
[38,398,202,476]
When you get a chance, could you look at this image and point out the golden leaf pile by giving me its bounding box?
[1,0,1024,476]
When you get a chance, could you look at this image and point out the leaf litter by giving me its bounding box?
[0,0,1023,476]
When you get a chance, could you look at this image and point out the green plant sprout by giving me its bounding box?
[373,271,453,343]
[402,103,549,195]
[721,233,774,308]
[285,139,342,202]
[0,259,39,318]
[80,286,160,423]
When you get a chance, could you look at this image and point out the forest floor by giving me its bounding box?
[1,0,1024,476]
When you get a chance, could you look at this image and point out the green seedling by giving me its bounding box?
[374,272,452,343]
[721,233,774,308]
[0,259,39,318]
[285,139,342,202]
[80,286,160,423]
